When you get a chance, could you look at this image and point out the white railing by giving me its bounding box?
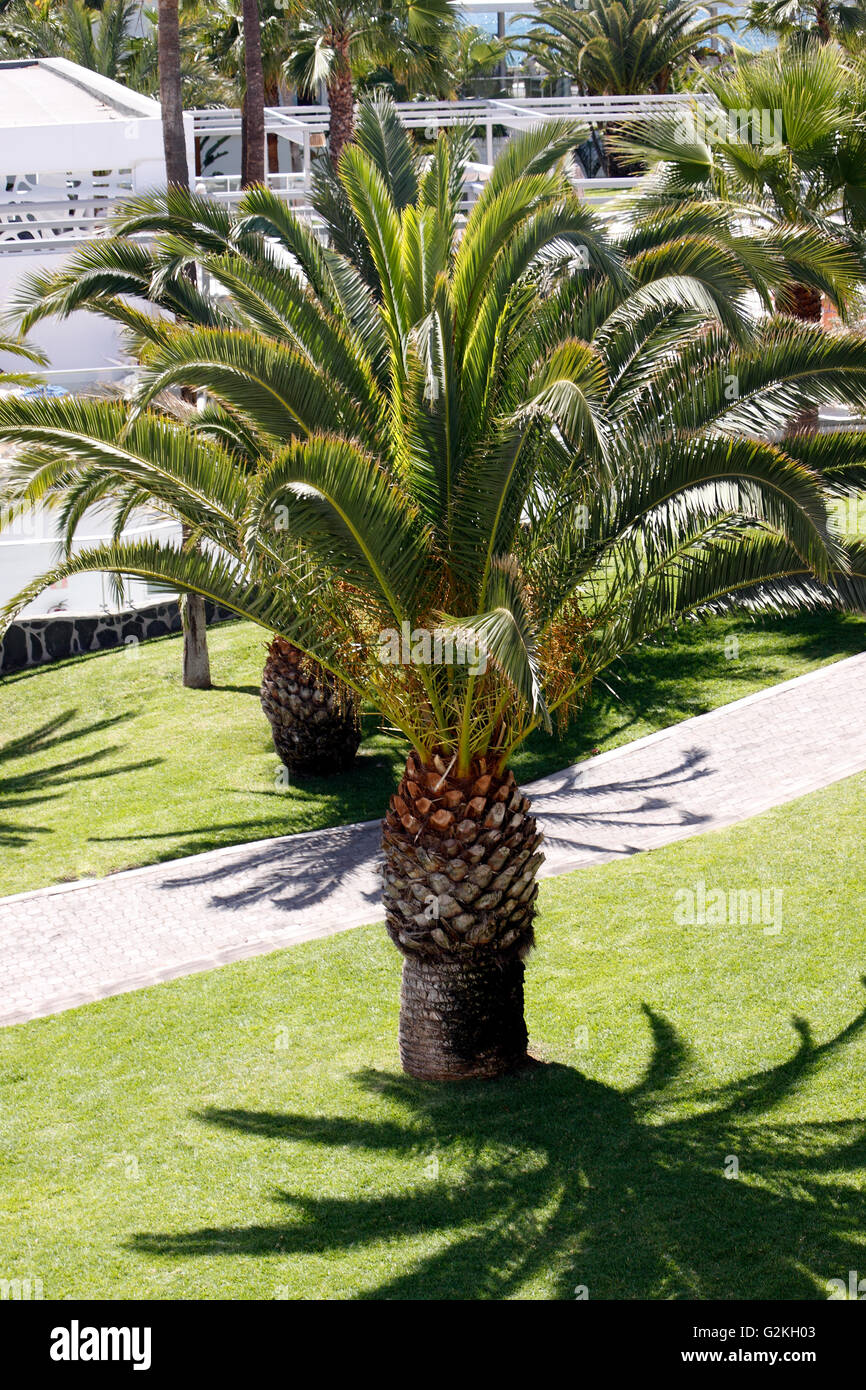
[454,161,638,213]
[0,172,641,256]
[196,170,311,206]
[189,88,711,164]
[1,92,677,252]
[191,92,710,139]
[192,92,711,168]
[570,175,639,207]
[0,199,128,248]
[0,172,137,250]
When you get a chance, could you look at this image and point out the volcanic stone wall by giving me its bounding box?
[0,599,236,674]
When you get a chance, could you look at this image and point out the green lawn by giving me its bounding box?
[0,610,863,896]
[1,770,865,1300]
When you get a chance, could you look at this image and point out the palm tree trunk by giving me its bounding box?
[158,4,211,689]
[264,77,280,174]
[241,0,266,187]
[815,0,832,40]
[382,752,543,1080]
[260,636,360,775]
[179,523,211,689]
[784,284,823,433]
[156,0,189,187]
[180,594,211,688]
[327,35,354,166]
[604,123,639,178]
[399,954,528,1081]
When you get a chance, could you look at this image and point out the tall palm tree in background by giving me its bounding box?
[281,0,452,162]
[2,103,866,1078]
[157,0,190,187]
[525,0,727,95]
[442,21,508,98]
[240,0,267,186]
[747,0,866,45]
[523,0,730,173]
[0,0,138,76]
[157,0,211,686]
[201,0,293,172]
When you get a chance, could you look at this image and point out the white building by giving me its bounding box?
[0,57,191,382]
[0,58,190,619]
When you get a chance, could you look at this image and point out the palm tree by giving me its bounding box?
[0,0,138,77]
[197,0,293,172]
[443,22,508,99]
[240,0,267,187]
[154,0,212,687]
[4,196,364,774]
[612,42,866,323]
[525,0,728,95]
[2,104,866,1079]
[522,0,730,175]
[0,333,48,384]
[0,1,228,107]
[747,0,866,45]
[157,0,191,188]
[126,4,233,108]
[280,0,452,163]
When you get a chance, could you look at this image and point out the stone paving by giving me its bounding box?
[2,653,865,1028]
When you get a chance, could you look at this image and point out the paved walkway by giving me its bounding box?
[2,654,866,1027]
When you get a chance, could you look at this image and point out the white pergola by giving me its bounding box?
[192,92,709,182]
[0,58,194,387]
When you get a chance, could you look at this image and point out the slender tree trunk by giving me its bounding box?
[327,35,354,166]
[179,522,211,690]
[180,594,212,688]
[241,91,250,188]
[265,77,280,174]
[815,0,832,41]
[382,752,544,1080]
[156,0,189,187]
[157,4,211,688]
[241,0,266,187]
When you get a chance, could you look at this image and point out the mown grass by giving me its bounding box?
[1,769,864,1300]
[0,610,863,896]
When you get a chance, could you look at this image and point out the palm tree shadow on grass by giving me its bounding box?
[0,709,159,847]
[129,984,866,1299]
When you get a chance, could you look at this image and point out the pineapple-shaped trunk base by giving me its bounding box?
[261,636,361,779]
[382,750,544,1080]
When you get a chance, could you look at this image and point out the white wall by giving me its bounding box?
[0,510,181,618]
[0,249,132,379]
